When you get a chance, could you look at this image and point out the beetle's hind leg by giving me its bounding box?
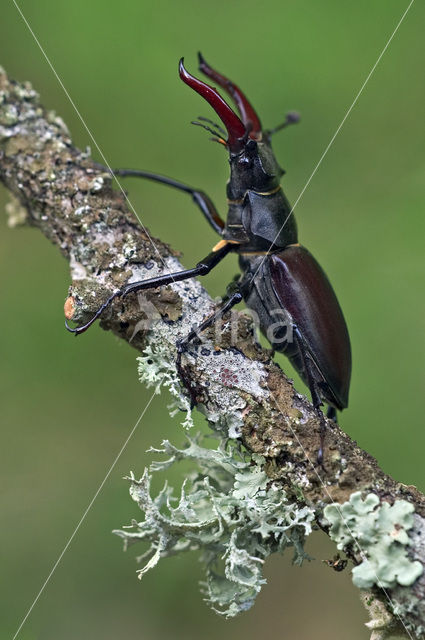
[327,406,337,422]
[293,326,328,467]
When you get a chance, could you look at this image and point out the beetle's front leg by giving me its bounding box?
[66,243,232,335]
[112,168,225,235]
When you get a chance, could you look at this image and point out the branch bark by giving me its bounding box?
[1,67,424,639]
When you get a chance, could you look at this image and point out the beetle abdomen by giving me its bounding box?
[241,245,351,409]
[271,245,351,409]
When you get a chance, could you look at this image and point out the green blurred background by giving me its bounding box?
[1,1,424,638]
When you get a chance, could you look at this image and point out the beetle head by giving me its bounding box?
[227,137,284,197]
[179,56,283,196]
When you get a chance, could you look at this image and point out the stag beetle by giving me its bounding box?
[66,53,352,463]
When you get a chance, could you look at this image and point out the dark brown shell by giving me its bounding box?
[270,245,351,409]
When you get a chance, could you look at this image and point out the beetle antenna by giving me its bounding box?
[268,111,301,136]
[197,116,226,136]
[191,120,226,140]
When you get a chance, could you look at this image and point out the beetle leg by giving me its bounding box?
[176,288,243,405]
[327,406,337,422]
[113,168,225,235]
[177,289,243,352]
[65,243,232,335]
[293,326,327,467]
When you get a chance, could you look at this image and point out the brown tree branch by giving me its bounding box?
[1,67,424,639]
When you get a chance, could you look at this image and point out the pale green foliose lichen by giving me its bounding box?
[114,436,315,617]
[324,492,423,590]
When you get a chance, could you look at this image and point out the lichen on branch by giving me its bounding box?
[325,492,423,589]
[114,436,314,617]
